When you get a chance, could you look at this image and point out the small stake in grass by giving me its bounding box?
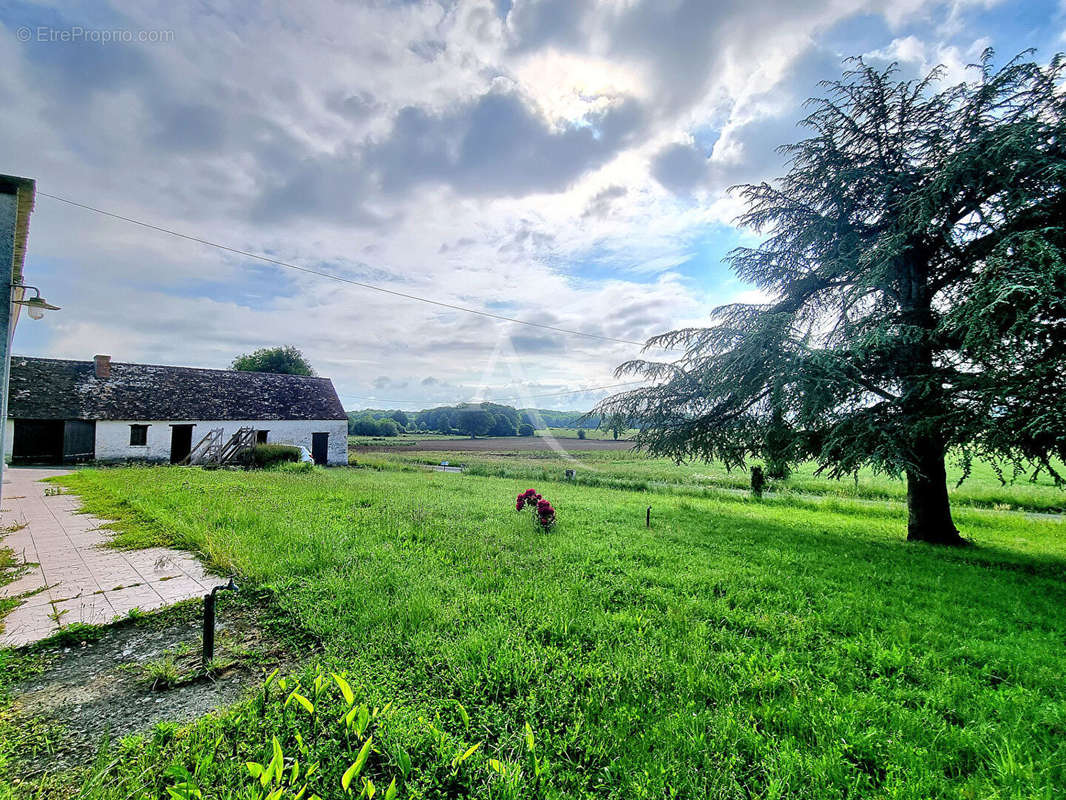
[646,506,651,527]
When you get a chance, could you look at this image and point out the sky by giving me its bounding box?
[1,0,1062,412]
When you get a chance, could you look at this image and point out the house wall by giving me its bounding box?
[4,418,348,465]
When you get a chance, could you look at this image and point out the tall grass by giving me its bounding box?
[32,464,1066,799]
[355,449,1066,513]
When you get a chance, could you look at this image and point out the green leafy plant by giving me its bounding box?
[142,654,182,690]
[251,444,304,469]
[241,667,428,800]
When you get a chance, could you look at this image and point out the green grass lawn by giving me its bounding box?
[14,464,1063,799]
[353,449,1066,514]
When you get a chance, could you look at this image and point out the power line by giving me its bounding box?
[342,380,645,408]
[38,192,660,349]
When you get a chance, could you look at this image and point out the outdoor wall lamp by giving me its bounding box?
[11,284,60,320]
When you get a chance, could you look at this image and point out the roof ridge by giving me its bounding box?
[10,355,332,381]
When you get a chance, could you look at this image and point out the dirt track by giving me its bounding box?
[352,436,637,453]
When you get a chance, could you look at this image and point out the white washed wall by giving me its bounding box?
[2,419,11,461]
[94,419,348,464]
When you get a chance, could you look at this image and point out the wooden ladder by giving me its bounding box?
[181,426,255,466]
[182,428,223,465]
[217,427,256,465]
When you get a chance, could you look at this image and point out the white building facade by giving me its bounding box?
[4,355,349,466]
[88,418,347,463]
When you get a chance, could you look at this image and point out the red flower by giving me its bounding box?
[512,488,555,528]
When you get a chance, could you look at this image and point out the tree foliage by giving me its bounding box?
[232,345,316,376]
[598,51,1066,545]
[522,408,601,429]
[348,414,399,437]
[417,402,522,436]
[602,412,628,440]
[455,407,494,438]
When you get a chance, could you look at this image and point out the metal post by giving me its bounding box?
[202,591,216,665]
[0,176,36,507]
[202,578,237,667]
[646,506,651,527]
[0,189,17,506]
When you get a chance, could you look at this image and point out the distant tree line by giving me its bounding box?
[347,403,535,438]
[347,404,634,438]
[519,409,601,429]
[347,411,406,437]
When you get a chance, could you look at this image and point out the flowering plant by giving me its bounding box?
[515,488,556,530]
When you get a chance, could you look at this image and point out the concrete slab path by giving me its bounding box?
[0,467,212,647]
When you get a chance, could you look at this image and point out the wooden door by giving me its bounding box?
[62,420,96,462]
[311,432,328,465]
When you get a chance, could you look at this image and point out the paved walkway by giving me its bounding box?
[0,467,212,647]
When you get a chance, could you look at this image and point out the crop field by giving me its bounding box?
[0,459,1057,799]
[352,436,636,453]
[347,433,471,448]
[533,427,639,441]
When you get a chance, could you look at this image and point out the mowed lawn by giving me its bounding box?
[51,465,1066,799]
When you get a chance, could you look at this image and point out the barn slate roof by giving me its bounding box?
[7,357,347,422]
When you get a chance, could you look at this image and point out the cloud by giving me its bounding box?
[0,0,1041,410]
[582,184,628,218]
[505,0,596,52]
[367,88,646,197]
[508,333,567,354]
[864,34,995,84]
[651,143,709,194]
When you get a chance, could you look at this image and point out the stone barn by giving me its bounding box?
[3,355,348,465]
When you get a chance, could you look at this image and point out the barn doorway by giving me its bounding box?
[170,425,194,463]
[11,420,64,464]
[311,432,329,465]
[10,419,95,464]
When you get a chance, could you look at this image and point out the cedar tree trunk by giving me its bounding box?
[905,436,965,545]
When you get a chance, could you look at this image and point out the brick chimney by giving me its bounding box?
[94,354,111,379]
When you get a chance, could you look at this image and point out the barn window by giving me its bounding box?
[129,424,149,446]
[256,430,269,444]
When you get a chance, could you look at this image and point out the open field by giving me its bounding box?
[354,449,1066,514]
[534,427,639,441]
[1,463,1059,798]
[347,433,471,448]
[352,435,637,453]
